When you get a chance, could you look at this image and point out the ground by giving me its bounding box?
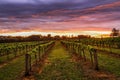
[34,41,87,80]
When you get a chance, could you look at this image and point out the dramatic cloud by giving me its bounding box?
[0,0,120,36]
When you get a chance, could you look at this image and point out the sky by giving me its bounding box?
[0,0,120,37]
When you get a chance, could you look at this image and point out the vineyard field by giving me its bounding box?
[0,38,120,80]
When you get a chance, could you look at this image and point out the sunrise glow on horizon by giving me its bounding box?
[0,0,120,37]
[0,30,111,38]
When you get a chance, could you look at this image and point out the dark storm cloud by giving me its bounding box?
[0,0,119,17]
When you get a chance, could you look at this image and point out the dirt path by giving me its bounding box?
[34,41,87,80]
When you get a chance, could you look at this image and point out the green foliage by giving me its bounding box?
[0,41,54,80]
[62,38,120,77]
[35,42,85,80]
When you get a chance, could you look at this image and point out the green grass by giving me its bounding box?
[94,46,120,55]
[0,41,54,80]
[2,41,120,80]
[0,49,36,80]
[0,50,25,64]
[98,53,120,77]
[0,54,14,63]
[0,55,25,80]
[84,49,120,77]
[34,42,86,80]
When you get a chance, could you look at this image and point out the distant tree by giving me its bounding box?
[27,35,41,41]
[110,28,119,37]
[54,35,60,40]
[78,35,91,39]
[47,34,51,38]
[61,36,67,39]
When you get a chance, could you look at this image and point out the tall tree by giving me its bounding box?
[110,28,119,37]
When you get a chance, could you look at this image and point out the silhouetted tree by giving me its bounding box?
[27,35,41,41]
[78,35,91,39]
[47,34,51,38]
[110,28,119,37]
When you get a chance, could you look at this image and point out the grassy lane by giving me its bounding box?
[93,46,120,55]
[0,50,36,80]
[98,53,120,77]
[85,50,120,78]
[0,55,25,80]
[35,42,86,80]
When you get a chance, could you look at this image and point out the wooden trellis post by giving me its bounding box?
[35,53,37,65]
[93,49,99,70]
[38,46,41,61]
[82,49,86,61]
[90,48,99,70]
[25,53,31,76]
[6,49,9,60]
[14,48,17,57]
[89,50,94,66]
